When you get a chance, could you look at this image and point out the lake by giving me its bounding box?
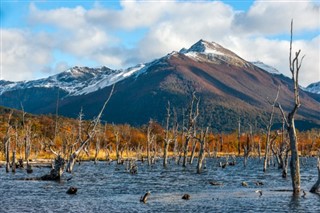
[0,157,319,213]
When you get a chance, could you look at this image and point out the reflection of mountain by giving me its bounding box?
[1,40,319,131]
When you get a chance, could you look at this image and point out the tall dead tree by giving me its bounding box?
[287,20,304,194]
[276,20,304,194]
[182,92,199,167]
[66,84,115,173]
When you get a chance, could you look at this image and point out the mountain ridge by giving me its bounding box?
[1,39,319,131]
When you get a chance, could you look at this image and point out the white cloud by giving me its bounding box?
[1,29,54,81]
[233,0,319,35]
[2,0,319,86]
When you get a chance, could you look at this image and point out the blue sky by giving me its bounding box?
[1,0,319,86]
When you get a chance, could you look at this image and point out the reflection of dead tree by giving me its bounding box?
[182,92,199,167]
[66,84,114,173]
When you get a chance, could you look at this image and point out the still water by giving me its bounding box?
[0,157,319,213]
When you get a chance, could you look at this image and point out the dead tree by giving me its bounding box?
[263,87,280,172]
[94,128,102,164]
[182,92,199,167]
[113,125,122,164]
[189,129,198,165]
[196,127,209,174]
[237,118,241,156]
[147,120,155,166]
[274,21,304,194]
[163,102,170,167]
[3,111,13,173]
[243,134,251,168]
[310,156,320,193]
[66,84,115,173]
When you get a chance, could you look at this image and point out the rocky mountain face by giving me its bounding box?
[1,40,319,132]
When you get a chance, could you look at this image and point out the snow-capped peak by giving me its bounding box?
[304,81,320,94]
[180,39,250,68]
[180,39,225,56]
[252,61,281,75]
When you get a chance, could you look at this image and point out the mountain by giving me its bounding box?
[1,39,319,132]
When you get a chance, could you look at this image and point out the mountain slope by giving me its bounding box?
[1,40,319,131]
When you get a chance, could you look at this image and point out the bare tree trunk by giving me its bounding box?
[147,121,155,166]
[310,157,320,193]
[163,102,171,168]
[183,92,199,167]
[263,87,280,172]
[197,127,209,174]
[237,119,241,156]
[189,138,197,164]
[287,20,303,195]
[5,137,10,173]
[288,116,300,194]
[94,138,100,164]
[12,150,16,173]
[243,134,251,168]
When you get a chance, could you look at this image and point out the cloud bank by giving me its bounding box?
[1,0,319,86]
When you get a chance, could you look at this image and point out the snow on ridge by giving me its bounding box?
[252,61,281,75]
[304,81,320,94]
[73,63,147,96]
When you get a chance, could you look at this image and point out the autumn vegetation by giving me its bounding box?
[1,106,319,164]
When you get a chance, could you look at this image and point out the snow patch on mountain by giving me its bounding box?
[304,81,320,94]
[252,61,281,75]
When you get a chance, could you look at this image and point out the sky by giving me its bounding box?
[1,0,319,87]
